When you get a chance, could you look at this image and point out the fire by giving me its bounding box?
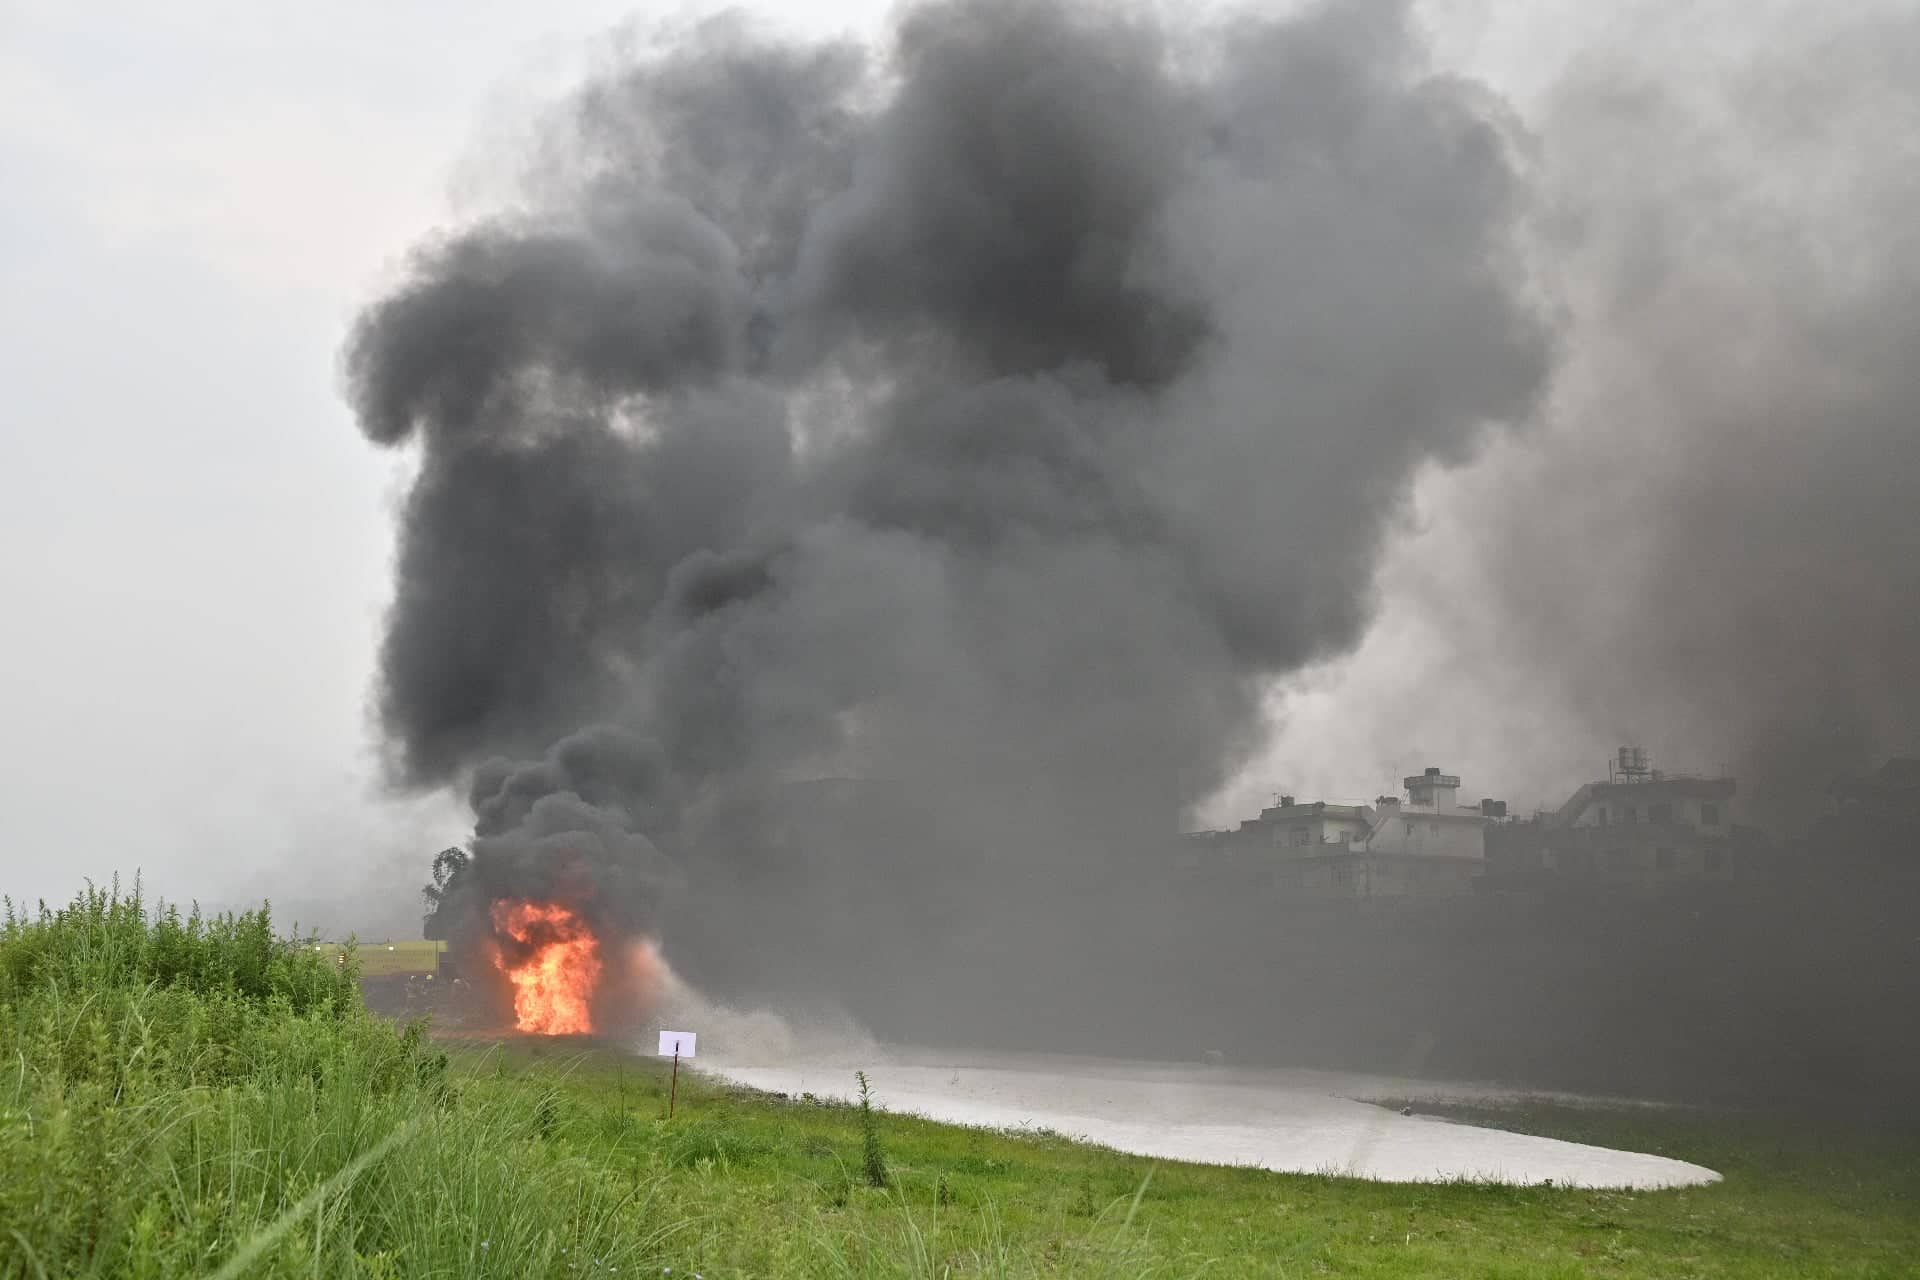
[490,899,603,1035]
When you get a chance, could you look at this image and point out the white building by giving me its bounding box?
[1486,750,1739,887]
[1252,796,1377,849]
[1363,768,1492,861]
[1204,766,1496,899]
[1181,766,1502,899]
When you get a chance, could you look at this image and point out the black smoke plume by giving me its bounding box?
[348,0,1547,1025]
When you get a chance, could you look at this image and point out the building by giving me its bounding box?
[1365,768,1495,860]
[1823,757,1920,827]
[1487,749,1738,888]
[1173,794,1375,868]
[1310,767,1494,897]
[1186,766,1498,900]
[1792,757,1920,878]
[1246,795,1377,849]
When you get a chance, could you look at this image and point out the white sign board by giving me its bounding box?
[657,1030,697,1059]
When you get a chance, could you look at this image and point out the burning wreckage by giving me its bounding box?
[417,730,675,1037]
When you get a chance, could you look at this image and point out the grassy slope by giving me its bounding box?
[2,888,1915,1278]
[1,890,683,1279]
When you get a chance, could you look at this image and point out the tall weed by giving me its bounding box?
[0,884,681,1279]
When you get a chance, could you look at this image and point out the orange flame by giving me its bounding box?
[490,899,603,1035]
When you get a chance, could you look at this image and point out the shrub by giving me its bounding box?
[857,1070,890,1189]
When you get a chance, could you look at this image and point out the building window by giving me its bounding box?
[1626,807,1639,824]
[1706,849,1724,872]
[1702,803,1721,827]
[1597,807,1608,826]
[1655,847,1676,871]
[1606,848,1629,873]
[1650,802,1673,824]
[1292,827,1310,847]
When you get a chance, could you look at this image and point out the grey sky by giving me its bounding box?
[0,0,891,927]
[4,0,1903,928]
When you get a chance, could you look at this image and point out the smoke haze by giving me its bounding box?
[1242,1,1920,826]
[345,0,1920,1101]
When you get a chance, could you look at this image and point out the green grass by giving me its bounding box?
[0,885,679,1279]
[3,884,1916,1277]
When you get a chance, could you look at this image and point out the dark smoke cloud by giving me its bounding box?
[347,0,1547,1004]
[431,727,679,934]
[787,0,1205,385]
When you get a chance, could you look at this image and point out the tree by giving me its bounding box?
[420,847,469,938]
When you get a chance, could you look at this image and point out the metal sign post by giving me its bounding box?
[657,1030,697,1119]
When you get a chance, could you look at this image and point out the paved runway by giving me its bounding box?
[705,1047,1720,1188]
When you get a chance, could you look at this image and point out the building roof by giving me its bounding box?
[1553,775,1735,825]
[1543,825,1731,849]
[1826,758,1920,817]
[1587,777,1736,799]
[1831,757,1920,796]
[1255,800,1374,823]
